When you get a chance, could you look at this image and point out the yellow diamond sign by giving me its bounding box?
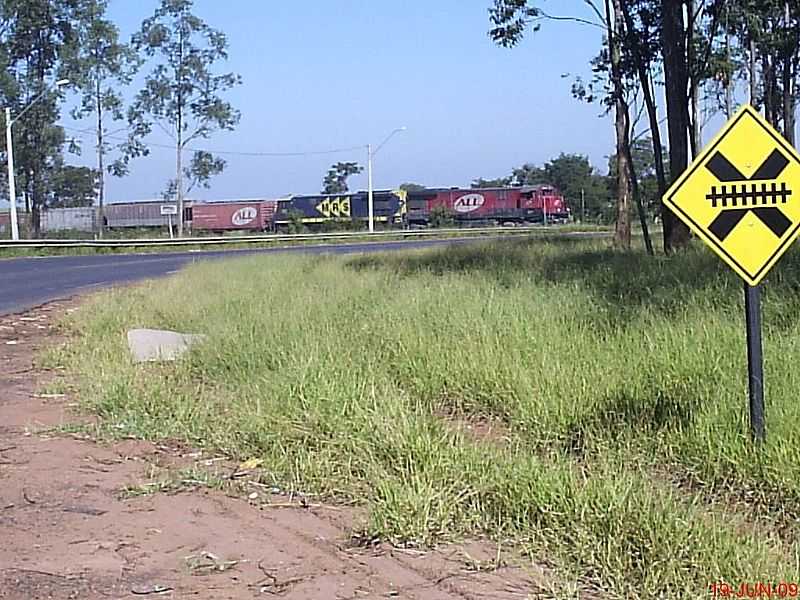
[664,104,800,286]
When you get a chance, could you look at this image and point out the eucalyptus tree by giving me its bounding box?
[67,0,141,236]
[490,0,638,249]
[725,0,800,137]
[0,0,81,234]
[125,0,241,234]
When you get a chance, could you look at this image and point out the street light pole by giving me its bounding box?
[5,79,69,240]
[5,108,18,241]
[367,127,406,234]
[367,143,374,233]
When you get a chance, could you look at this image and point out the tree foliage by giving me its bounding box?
[50,165,99,208]
[0,0,84,233]
[475,153,612,222]
[161,150,226,199]
[471,176,513,188]
[66,0,140,234]
[429,204,455,228]
[125,0,241,233]
[322,161,363,194]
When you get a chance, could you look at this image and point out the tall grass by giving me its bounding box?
[53,237,800,597]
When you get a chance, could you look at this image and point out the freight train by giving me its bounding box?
[29,185,569,234]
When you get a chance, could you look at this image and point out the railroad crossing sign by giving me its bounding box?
[664,104,800,286]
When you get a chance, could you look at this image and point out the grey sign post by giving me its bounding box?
[160,204,178,239]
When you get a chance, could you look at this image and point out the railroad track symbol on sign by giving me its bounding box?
[704,149,792,241]
[664,104,800,286]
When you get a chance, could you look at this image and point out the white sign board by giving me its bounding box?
[160,204,178,216]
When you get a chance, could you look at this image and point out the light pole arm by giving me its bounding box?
[9,89,50,127]
[8,79,68,127]
[372,127,406,158]
[366,127,404,235]
[4,79,68,240]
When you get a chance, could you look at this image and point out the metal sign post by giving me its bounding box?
[744,284,765,441]
[662,104,800,443]
[160,204,177,239]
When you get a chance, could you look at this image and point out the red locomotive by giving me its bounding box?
[405,185,569,226]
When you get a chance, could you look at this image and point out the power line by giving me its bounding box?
[61,125,366,158]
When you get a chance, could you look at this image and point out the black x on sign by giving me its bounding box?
[704,149,793,241]
[663,104,800,286]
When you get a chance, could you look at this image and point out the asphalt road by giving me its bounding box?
[0,237,493,315]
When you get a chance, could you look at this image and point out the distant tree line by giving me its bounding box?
[469,142,662,224]
[0,0,240,235]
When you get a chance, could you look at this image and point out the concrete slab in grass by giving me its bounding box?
[127,329,207,363]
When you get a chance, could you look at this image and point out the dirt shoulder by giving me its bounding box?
[0,298,550,600]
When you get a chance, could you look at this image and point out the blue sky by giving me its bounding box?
[62,0,612,202]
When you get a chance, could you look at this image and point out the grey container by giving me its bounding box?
[104,202,180,228]
[40,207,97,232]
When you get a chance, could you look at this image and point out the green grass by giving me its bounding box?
[50,235,800,597]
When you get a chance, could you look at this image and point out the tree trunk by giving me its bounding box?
[783,2,796,145]
[661,0,691,253]
[96,77,105,239]
[608,0,632,249]
[724,75,734,118]
[724,6,733,118]
[750,38,758,105]
[176,134,184,236]
[627,132,654,256]
[690,88,700,158]
[613,100,633,250]
[619,2,668,205]
[790,3,799,145]
[783,56,794,144]
[763,54,774,125]
[176,22,185,236]
[644,71,668,199]
[687,0,700,159]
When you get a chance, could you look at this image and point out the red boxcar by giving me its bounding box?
[406,186,569,225]
[191,200,278,232]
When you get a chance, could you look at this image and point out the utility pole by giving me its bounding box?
[581,188,585,223]
[5,108,17,241]
[543,193,548,226]
[4,79,69,241]
[367,143,374,233]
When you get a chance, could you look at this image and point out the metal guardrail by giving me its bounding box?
[0,225,577,249]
